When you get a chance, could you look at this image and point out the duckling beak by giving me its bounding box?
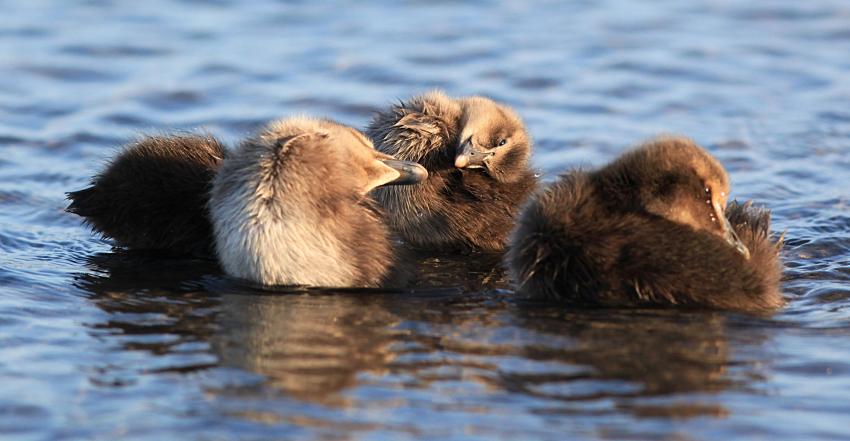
[721,215,751,260]
[455,137,493,169]
[380,159,428,186]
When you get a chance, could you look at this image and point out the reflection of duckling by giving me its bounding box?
[367,90,538,252]
[213,292,399,407]
[506,136,783,311]
[67,135,225,256]
[209,117,427,287]
[509,306,740,418]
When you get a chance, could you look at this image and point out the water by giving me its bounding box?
[2,0,849,439]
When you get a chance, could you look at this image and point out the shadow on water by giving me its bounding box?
[71,251,773,425]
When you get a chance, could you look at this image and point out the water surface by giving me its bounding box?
[1,1,849,439]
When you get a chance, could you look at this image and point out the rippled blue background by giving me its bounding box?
[1,1,849,439]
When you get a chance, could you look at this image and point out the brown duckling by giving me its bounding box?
[366,90,538,252]
[209,117,427,287]
[505,136,784,312]
[67,134,225,256]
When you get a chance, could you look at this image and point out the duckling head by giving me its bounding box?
[454,96,531,183]
[251,118,429,197]
[607,136,750,259]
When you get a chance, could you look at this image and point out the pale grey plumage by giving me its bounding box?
[209,117,419,287]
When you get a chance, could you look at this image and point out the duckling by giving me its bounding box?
[67,134,225,256]
[209,117,427,287]
[366,90,538,252]
[505,136,783,312]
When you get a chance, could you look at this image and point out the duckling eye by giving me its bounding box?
[497,139,508,147]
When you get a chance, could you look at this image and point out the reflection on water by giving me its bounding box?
[69,252,778,438]
[215,294,400,407]
[2,0,850,439]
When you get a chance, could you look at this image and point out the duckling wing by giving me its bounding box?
[614,217,783,311]
[367,107,454,164]
[725,200,775,244]
[723,201,784,307]
[67,134,226,257]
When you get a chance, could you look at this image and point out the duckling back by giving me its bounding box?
[67,135,225,256]
[506,137,784,312]
[208,117,425,287]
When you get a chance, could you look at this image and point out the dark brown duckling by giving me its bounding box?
[209,117,427,287]
[67,134,225,256]
[505,136,784,312]
[366,90,538,252]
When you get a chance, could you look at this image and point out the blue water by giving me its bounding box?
[1,1,849,439]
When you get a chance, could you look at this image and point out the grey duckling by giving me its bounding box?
[209,117,427,287]
[367,90,538,252]
[505,136,784,312]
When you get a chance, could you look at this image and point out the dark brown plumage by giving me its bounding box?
[367,90,538,252]
[66,134,225,256]
[505,136,784,312]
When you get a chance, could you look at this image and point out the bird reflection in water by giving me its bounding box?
[73,251,772,422]
[507,305,760,419]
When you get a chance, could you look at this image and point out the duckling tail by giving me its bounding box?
[66,187,96,216]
